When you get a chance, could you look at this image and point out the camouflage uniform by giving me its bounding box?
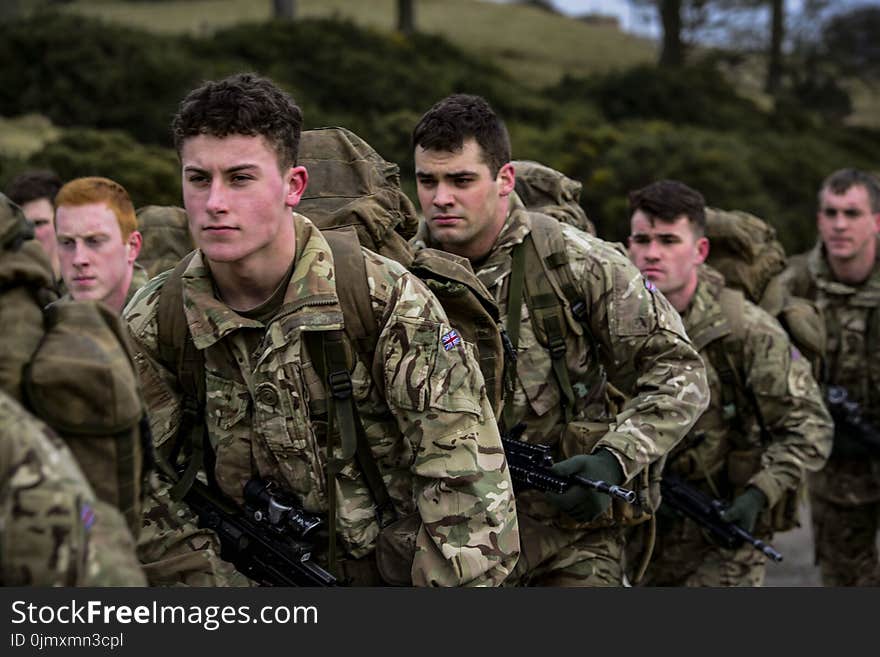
[641,266,832,586]
[413,203,709,586]
[125,213,519,587]
[782,242,880,586]
[0,389,147,586]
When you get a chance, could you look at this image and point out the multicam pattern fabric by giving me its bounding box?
[782,242,880,586]
[0,390,146,586]
[643,266,832,586]
[414,204,709,585]
[125,213,519,587]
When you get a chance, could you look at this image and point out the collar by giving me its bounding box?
[182,212,344,350]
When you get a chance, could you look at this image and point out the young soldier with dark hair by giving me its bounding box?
[125,74,519,586]
[628,180,832,586]
[411,94,709,586]
[781,168,880,586]
[6,169,63,287]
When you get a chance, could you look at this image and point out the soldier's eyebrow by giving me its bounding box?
[56,230,109,240]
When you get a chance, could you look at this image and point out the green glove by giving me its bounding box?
[546,449,624,523]
[719,487,767,533]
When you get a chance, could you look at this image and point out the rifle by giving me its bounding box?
[184,477,338,586]
[660,473,783,562]
[501,424,637,504]
[825,385,880,453]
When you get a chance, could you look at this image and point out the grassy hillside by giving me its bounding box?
[60,0,657,88]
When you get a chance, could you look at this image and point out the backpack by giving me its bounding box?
[512,160,596,236]
[136,205,194,278]
[0,193,150,537]
[704,207,826,380]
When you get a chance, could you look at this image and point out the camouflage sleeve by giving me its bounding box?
[740,304,833,506]
[371,262,519,587]
[563,227,710,480]
[0,391,147,586]
[124,275,247,587]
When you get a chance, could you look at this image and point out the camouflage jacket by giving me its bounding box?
[413,204,709,526]
[670,266,832,509]
[0,389,146,586]
[782,241,880,504]
[125,213,519,586]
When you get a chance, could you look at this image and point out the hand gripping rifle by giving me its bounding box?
[501,423,637,504]
[184,477,338,586]
[660,473,783,562]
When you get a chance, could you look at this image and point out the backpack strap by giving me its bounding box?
[155,251,210,500]
[504,212,605,427]
[709,289,770,444]
[313,228,397,532]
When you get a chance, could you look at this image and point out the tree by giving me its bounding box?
[272,0,296,21]
[765,0,784,93]
[659,0,685,67]
[397,0,415,36]
[821,6,880,80]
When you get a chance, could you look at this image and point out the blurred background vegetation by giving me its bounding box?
[0,0,877,253]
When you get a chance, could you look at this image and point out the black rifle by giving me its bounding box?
[501,424,637,504]
[660,473,783,562]
[184,478,338,586]
[825,385,880,453]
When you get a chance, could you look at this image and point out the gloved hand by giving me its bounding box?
[546,449,624,523]
[719,486,767,533]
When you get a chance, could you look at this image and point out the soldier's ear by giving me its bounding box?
[496,162,515,197]
[285,166,309,208]
[126,231,142,265]
[695,236,710,264]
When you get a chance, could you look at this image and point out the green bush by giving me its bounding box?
[0,12,203,145]
[25,128,180,207]
[549,63,768,133]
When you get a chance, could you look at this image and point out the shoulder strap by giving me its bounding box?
[155,251,210,500]
[710,289,770,442]
[310,228,396,534]
[506,212,605,426]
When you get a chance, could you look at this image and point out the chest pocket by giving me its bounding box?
[204,371,249,434]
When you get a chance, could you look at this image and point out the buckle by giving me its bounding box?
[327,370,353,400]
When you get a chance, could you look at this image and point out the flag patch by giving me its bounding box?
[441,329,462,351]
[644,278,658,293]
[80,503,96,530]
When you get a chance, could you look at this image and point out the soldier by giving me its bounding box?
[0,389,147,586]
[55,176,148,312]
[780,168,880,586]
[124,73,519,586]
[6,169,63,290]
[410,94,708,586]
[627,180,832,586]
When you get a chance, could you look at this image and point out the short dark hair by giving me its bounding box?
[819,168,880,213]
[171,72,303,169]
[412,94,511,177]
[628,180,706,235]
[6,169,63,208]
